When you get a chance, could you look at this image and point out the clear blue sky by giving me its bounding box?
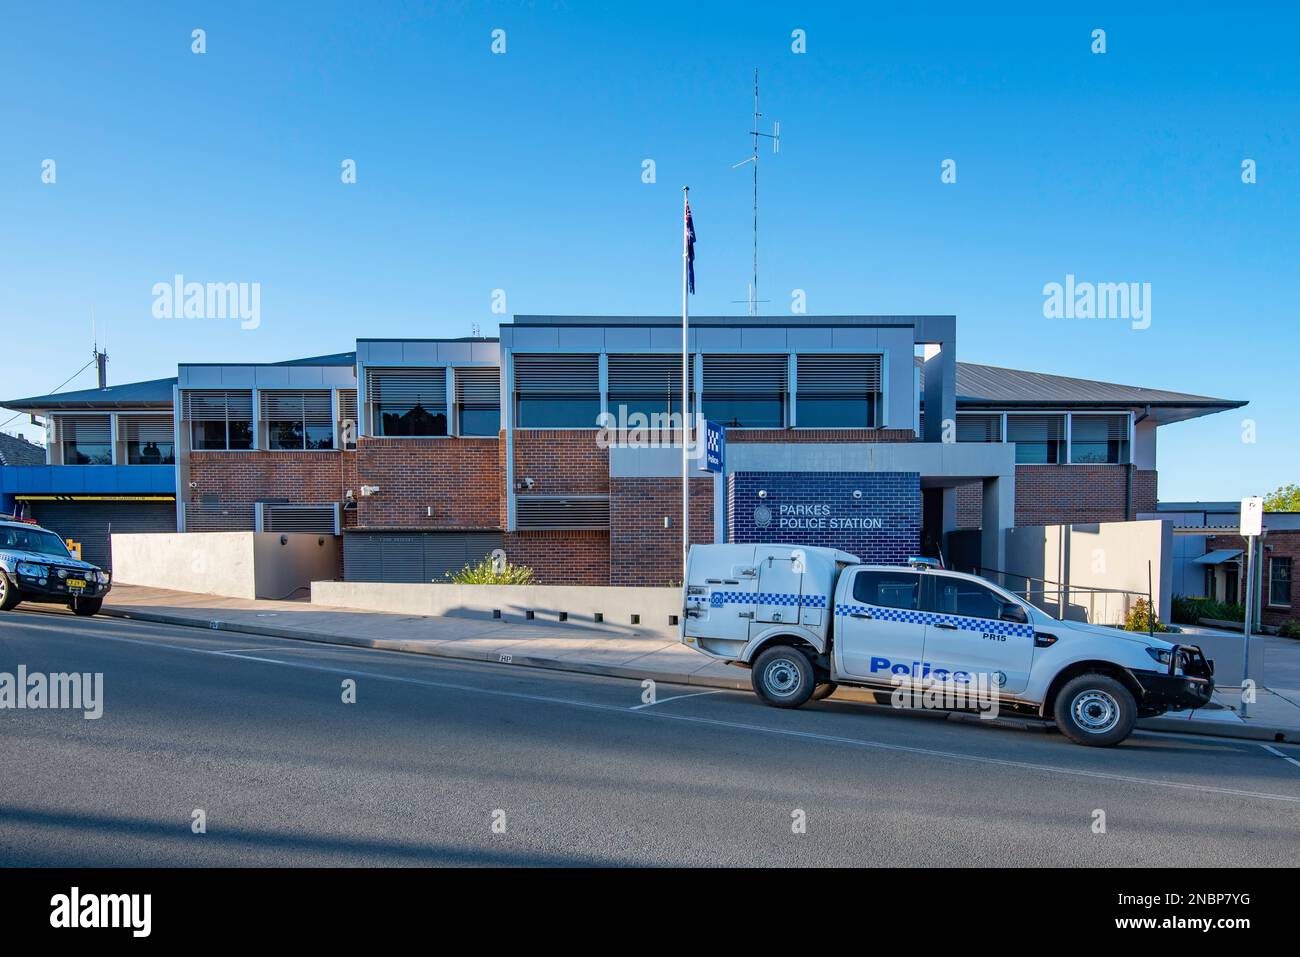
[1,3,1295,501]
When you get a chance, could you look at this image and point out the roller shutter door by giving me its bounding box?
[344,530,504,583]
[29,499,177,570]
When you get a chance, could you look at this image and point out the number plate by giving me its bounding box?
[66,579,87,590]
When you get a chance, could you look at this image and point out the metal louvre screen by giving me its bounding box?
[515,495,610,530]
[118,415,173,444]
[956,414,1002,442]
[1006,414,1065,444]
[257,502,339,535]
[513,355,599,394]
[260,390,332,423]
[367,369,448,412]
[182,390,253,422]
[56,416,111,443]
[455,368,500,405]
[703,355,787,396]
[338,390,358,448]
[1071,413,1129,441]
[186,503,256,531]
[796,355,881,394]
[607,355,692,394]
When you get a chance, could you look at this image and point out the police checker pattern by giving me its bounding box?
[834,602,1035,639]
[710,591,827,609]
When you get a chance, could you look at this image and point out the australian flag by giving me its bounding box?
[685,199,696,294]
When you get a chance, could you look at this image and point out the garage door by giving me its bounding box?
[344,530,504,583]
[29,498,177,571]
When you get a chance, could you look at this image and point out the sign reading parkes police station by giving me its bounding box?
[728,471,921,564]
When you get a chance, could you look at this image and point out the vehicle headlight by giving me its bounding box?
[1145,646,1174,666]
[97,570,111,584]
[16,562,49,578]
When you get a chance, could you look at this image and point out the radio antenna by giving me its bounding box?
[731,68,780,316]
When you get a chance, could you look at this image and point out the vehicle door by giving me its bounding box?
[834,568,927,686]
[752,547,805,633]
[922,574,1035,694]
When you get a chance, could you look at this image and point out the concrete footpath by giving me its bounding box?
[77,584,1300,743]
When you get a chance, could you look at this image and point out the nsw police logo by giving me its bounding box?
[753,505,773,528]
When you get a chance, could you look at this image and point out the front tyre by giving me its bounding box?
[0,571,20,611]
[751,646,815,709]
[70,597,103,617]
[1054,674,1137,747]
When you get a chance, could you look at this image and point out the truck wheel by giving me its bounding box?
[70,597,103,617]
[1054,674,1137,747]
[751,646,815,709]
[0,571,19,611]
[811,682,838,701]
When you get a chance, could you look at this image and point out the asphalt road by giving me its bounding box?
[2,607,1298,867]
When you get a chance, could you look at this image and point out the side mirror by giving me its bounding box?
[999,603,1028,624]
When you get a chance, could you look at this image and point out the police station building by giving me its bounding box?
[1,314,1244,587]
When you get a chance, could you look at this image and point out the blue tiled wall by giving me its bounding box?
[728,471,921,563]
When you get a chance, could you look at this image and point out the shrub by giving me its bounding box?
[445,557,536,585]
[1124,597,1168,633]
[1171,595,1245,624]
[1279,621,1300,640]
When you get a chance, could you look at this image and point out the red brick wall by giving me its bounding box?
[1208,531,1299,629]
[355,436,501,529]
[1015,465,1155,526]
[609,476,714,586]
[189,451,355,512]
[512,430,608,494]
[505,530,609,585]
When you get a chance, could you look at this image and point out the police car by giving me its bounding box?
[681,544,1215,747]
[0,518,112,616]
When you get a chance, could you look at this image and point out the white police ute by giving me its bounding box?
[681,543,1214,747]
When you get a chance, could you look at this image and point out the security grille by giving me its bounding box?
[185,502,256,531]
[515,495,610,530]
[956,413,1002,442]
[344,530,505,583]
[795,354,882,394]
[256,502,340,535]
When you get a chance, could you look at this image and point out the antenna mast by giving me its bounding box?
[732,69,780,316]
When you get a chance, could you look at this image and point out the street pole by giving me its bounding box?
[681,186,690,580]
[1241,533,1255,718]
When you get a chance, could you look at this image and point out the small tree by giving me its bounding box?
[445,556,536,585]
[1263,483,1300,512]
[1124,597,1168,633]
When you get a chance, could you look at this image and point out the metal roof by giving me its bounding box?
[1,377,177,412]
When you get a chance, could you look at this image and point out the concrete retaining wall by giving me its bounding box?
[311,580,683,637]
[111,532,339,600]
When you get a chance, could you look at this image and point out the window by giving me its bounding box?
[1270,557,1292,608]
[513,354,600,428]
[931,577,1006,621]
[454,368,501,436]
[118,415,175,465]
[367,368,448,437]
[338,390,358,449]
[0,525,71,558]
[1006,414,1065,464]
[261,390,334,450]
[1070,413,1130,464]
[956,414,1001,443]
[796,355,880,428]
[852,570,921,609]
[702,355,786,428]
[56,416,112,465]
[607,354,691,421]
[184,391,254,451]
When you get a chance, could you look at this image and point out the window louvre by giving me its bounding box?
[1007,414,1066,464]
[703,355,787,428]
[186,503,255,531]
[513,354,600,428]
[1070,413,1130,464]
[256,502,340,535]
[56,416,111,444]
[118,415,173,444]
[515,495,609,530]
[183,390,253,422]
[367,368,449,437]
[338,390,358,449]
[455,368,500,404]
[796,355,881,394]
[956,414,1002,442]
[260,390,332,420]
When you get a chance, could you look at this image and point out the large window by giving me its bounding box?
[956,414,1002,443]
[118,415,175,464]
[184,391,254,451]
[367,368,448,437]
[513,354,600,428]
[702,355,786,428]
[607,354,690,421]
[1070,413,1130,464]
[454,368,501,436]
[56,415,112,465]
[261,390,334,450]
[796,354,880,428]
[852,570,921,609]
[1006,414,1066,464]
[1269,557,1292,608]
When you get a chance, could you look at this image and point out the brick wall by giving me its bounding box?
[609,476,714,586]
[505,530,609,585]
[956,466,1158,529]
[190,451,355,513]
[1208,531,1299,630]
[512,429,608,494]
[355,436,501,529]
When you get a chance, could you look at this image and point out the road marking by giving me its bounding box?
[631,690,727,710]
[63,630,1300,806]
[1261,744,1300,771]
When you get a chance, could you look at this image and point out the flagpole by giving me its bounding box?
[681,186,690,580]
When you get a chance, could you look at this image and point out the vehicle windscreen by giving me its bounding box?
[0,527,72,559]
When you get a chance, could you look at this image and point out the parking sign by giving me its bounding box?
[1240,496,1264,537]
